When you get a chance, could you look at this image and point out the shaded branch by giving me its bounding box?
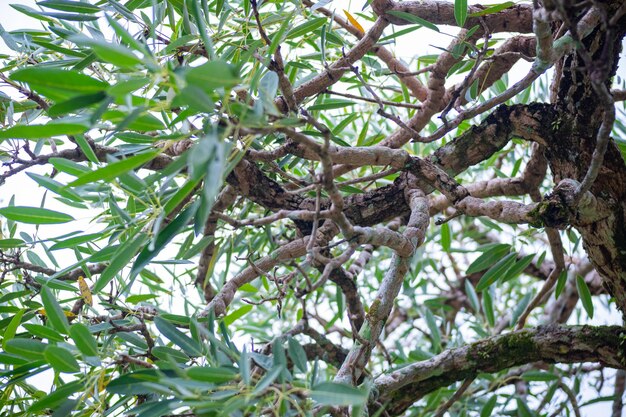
[374,325,626,415]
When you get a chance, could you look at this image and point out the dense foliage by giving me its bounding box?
[0,0,626,416]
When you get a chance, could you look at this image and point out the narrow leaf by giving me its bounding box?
[154,316,203,357]
[186,366,237,383]
[386,11,440,32]
[0,206,74,224]
[555,270,568,299]
[287,337,308,373]
[476,252,517,291]
[286,17,327,39]
[576,275,594,318]
[467,244,510,274]
[454,0,468,27]
[69,150,160,186]
[0,123,87,140]
[44,345,80,373]
[69,323,99,357]
[311,382,368,406]
[93,232,148,292]
[41,286,70,334]
[469,2,515,17]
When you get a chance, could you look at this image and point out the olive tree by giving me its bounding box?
[0,0,625,416]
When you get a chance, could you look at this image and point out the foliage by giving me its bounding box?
[0,1,625,416]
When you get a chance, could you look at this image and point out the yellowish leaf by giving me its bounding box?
[97,371,111,392]
[37,308,76,318]
[343,10,365,34]
[78,276,93,306]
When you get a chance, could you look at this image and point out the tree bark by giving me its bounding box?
[374,325,626,415]
[544,11,626,314]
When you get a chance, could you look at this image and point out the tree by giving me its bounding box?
[0,0,625,415]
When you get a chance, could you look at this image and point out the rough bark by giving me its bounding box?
[544,16,626,314]
[374,325,626,415]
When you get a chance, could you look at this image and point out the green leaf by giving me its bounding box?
[555,270,568,299]
[501,254,535,283]
[223,304,253,326]
[3,310,25,349]
[423,308,441,351]
[105,14,146,53]
[152,346,190,363]
[106,370,170,395]
[28,381,82,413]
[454,0,468,26]
[482,287,495,326]
[476,252,517,291]
[252,365,283,395]
[516,397,534,417]
[464,280,480,313]
[125,294,158,304]
[0,206,74,224]
[480,395,498,417]
[0,238,26,249]
[269,13,292,54]
[440,222,451,252]
[22,323,65,342]
[47,92,107,116]
[132,200,198,275]
[174,86,215,113]
[41,286,70,334]
[240,346,251,385]
[308,99,355,110]
[386,11,440,32]
[69,150,160,187]
[37,0,101,13]
[102,110,165,131]
[70,35,144,68]
[186,366,238,383]
[44,345,80,373]
[106,77,150,96]
[40,11,99,21]
[50,233,102,251]
[11,67,108,100]
[469,2,515,17]
[93,232,148,293]
[69,323,99,357]
[49,157,90,177]
[185,61,239,92]
[162,178,201,216]
[510,292,533,327]
[521,370,558,382]
[286,17,327,39]
[287,337,308,373]
[10,4,55,22]
[576,275,594,318]
[27,173,82,202]
[5,338,47,360]
[0,123,88,141]
[187,0,215,60]
[467,244,510,274]
[311,382,368,406]
[154,316,203,357]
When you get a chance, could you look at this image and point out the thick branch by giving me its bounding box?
[375,325,626,415]
[371,0,534,33]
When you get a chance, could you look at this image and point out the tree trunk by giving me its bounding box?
[545,11,626,314]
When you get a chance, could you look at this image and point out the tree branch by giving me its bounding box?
[374,325,626,415]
